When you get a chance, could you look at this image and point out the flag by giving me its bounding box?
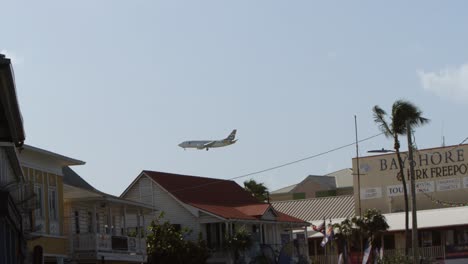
[338,253,344,264]
[362,239,372,264]
[320,224,334,247]
[373,247,379,264]
[373,245,383,264]
[312,221,325,233]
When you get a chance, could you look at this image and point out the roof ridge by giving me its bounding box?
[143,170,233,182]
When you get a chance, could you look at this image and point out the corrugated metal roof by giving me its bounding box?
[271,195,355,222]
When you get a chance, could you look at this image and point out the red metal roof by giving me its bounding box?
[143,170,307,224]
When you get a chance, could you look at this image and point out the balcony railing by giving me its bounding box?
[73,233,146,254]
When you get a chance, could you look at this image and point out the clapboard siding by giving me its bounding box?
[140,177,153,206]
[122,174,201,241]
[0,147,15,185]
[151,180,200,240]
[124,178,141,202]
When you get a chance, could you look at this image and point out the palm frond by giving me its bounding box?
[391,99,430,135]
[372,105,393,138]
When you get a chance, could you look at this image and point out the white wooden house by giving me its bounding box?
[63,167,155,263]
[121,170,310,264]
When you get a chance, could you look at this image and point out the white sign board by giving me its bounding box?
[416,181,435,194]
[464,177,468,188]
[360,187,382,200]
[387,184,408,197]
[437,178,461,192]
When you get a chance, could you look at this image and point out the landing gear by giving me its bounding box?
[206,148,209,151]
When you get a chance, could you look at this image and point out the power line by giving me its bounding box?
[172,132,384,193]
[231,132,383,180]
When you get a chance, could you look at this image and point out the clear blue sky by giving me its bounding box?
[2,1,468,195]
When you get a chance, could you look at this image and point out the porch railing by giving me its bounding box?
[73,233,146,254]
[311,245,445,264]
[385,245,445,260]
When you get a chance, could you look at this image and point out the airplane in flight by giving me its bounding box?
[178,130,237,150]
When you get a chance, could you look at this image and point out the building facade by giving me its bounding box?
[0,53,27,264]
[19,145,85,263]
[353,144,468,214]
[121,170,309,264]
[350,143,468,263]
[270,169,353,202]
[63,167,154,263]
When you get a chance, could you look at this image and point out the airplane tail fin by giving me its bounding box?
[226,129,237,141]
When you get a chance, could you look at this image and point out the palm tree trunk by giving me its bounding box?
[394,136,410,255]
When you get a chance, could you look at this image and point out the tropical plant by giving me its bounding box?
[146,212,210,264]
[224,226,252,263]
[354,209,389,244]
[333,218,356,264]
[334,209,389,263]
[372,99,429,253]
[244,179,269,202]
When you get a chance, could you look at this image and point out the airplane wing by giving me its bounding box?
[202,141,217,148]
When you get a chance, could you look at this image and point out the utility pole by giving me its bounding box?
[355,115,362,217]
[407,120,419,263]
[355,115,363,262]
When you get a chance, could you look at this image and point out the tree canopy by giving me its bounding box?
[243,179,269,202]
[146,212,210,264]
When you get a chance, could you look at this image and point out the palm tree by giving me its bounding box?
[244,179,269,203]
[354,209,389,263]
[333,218,356,264]
[372,100,429,254]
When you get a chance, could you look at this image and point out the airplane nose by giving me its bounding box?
[178,143,183,147]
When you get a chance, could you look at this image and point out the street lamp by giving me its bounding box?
[367,148,395,153]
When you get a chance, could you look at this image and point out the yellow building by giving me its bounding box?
[351,144,468,261]
[19,145,84,264]
[353,144,468,214]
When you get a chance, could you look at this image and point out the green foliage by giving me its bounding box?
[244,179,269,202]
[353,209,389,243]
[333,209,389,263]
[373,100,429,139]
[224,226,252,262]
[146,212,210,264]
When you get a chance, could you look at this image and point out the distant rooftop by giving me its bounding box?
[271,195,355,221]
[271,175,336,194]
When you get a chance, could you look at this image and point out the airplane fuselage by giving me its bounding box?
[178,140,236,150]
[178,129,238,150]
